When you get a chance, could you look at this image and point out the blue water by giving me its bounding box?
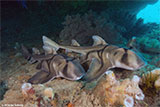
[137,0,160,24]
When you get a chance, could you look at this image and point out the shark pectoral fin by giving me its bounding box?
[71,39,80,46]
[41,61,50,73]
[92,35,108,46]
[82,58,102,82]
[82,58,114,82]
[29,60,58,84]
[28,70,56,84]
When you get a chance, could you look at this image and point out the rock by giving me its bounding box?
[21,83,34,98]
[0,81,8,100]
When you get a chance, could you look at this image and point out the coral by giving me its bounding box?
[43,87,54,100]
[140,68,160,96]
[106,10,150,39]
[155,76,160,90]
[150,68,160,76]
[120,95,134,107]
[20,80,84,106]
[137,36,160,53]
[73,91,101,107]
[135,26,160,54]
[21,83,56,106]
[21,83,35,99]
[67,102,74,107]
[104,71,144,107]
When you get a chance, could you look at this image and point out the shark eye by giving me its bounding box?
[113,51,118,56]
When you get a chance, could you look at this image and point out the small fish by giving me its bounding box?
[42,35,147,82]
[21,45,85,84]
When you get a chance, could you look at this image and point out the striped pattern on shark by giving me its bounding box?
[21,45,85,84]
[42,35,147,82]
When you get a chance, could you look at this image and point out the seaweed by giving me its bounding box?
[107,10,151,39]
[140,71,159,97]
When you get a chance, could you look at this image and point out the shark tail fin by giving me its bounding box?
[42,36,60,51]
[21,44,31,60]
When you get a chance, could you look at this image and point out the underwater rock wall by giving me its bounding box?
[1,1,157,51]
[59,9,152,46]
[59,10,126,46]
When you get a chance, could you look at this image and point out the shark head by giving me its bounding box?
[108,48,147,70]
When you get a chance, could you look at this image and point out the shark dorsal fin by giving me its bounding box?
[43,36,59,51]
[92,35,108,46]
[71,39,80,46]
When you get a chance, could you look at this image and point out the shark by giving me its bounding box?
[21,45,85,84]
[42,35,147,82]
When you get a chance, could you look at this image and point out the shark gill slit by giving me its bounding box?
[113,51,118,56]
